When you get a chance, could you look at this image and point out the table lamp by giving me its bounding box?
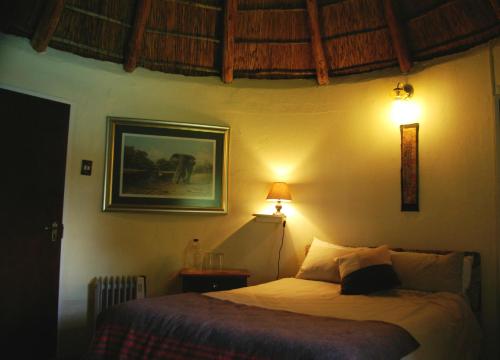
[266,182,292,215]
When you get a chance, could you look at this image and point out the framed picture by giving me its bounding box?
[103,117,229,214]
[400,123,419,211]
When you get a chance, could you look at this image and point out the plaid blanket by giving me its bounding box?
[86,293,419,360]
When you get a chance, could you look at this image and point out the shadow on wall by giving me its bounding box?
[163,256,183,293]
[213,219,285,285]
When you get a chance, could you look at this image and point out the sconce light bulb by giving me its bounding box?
[391,99,421,125]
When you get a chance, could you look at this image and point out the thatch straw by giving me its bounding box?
[140,0,221,72]
[141,32,218,68]
[51,36,123,63]
[235,69,316,79]
[331,59,397,76]
[3,0,499,81]
[415,24,500,59]
[141,58,220,75]
[324,29,394,70]
[234,43,314,70]
[148,1,219,37]
[164,0,223,11]
[320,0,386,37]
[239,0,306,11]
[237,9,309,41]
[407,0,497,53]
[397,0,450,21]
[54,5,130,56]
[66,0,136,23]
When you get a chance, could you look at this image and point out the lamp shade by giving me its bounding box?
[266,182,292,202]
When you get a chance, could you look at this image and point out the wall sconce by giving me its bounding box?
[390,82,420,125]
[266,182,292,216]
[393,82,413,100]
[391,83,420,211]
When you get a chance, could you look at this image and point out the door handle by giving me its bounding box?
[44,221,59,242]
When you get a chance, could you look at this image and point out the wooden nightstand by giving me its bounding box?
[179,269,250,293]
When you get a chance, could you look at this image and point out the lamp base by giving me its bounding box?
[274,202,282,215]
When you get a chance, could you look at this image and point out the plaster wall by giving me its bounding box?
[0,34,498,359]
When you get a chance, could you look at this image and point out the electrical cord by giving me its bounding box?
[276,220,286,280]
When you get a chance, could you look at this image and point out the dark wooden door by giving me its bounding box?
[0,88,69,359]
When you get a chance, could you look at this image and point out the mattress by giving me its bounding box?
[207,277,481,360]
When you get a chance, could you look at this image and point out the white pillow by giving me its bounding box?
[391,251,464,293]
[337,245,392,279]
[462,255,473,293]
[296,237,361,283]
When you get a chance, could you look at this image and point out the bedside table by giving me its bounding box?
[179,269,250,293]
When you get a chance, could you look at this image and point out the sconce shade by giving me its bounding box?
[266,182,292,202]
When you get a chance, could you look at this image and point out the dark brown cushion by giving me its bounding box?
[338,246,401,295]
[341,264,401,295]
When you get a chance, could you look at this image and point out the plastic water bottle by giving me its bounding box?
[185,238,202,269]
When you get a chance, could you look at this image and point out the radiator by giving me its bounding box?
[93,275,146,323]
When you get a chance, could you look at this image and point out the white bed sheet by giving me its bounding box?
[206,278,481,360]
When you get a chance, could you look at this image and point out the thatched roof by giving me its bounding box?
[2,0,499,85]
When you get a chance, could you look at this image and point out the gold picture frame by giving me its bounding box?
[103,117,229,214]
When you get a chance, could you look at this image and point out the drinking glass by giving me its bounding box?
[202,252,214,270]
[214,253,224,270]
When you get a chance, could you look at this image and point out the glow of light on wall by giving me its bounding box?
[269,165,294,180]
[390,98,422,125]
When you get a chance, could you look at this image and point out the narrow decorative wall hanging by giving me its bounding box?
[400,123,419,211]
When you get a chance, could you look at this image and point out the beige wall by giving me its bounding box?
[1,34,498,359]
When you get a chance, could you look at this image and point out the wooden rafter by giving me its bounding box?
[488,0,500,19]
[222,0,237,83]
[31,0,66,52]
[124,0,152,72]
[383,0,412,73]
[305,0,329,85]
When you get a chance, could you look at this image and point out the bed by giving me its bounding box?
[208,278,480,359]
[86,244,481,360]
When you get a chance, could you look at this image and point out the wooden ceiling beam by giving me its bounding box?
[124,0,152,72]
[31,0,66,52]
[383,0,412,73]
[222,0,237,83]
[305,0,329,85]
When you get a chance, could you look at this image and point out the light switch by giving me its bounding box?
[81,160,92,176]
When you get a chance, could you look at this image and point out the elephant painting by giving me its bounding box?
[170,153,196,184]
